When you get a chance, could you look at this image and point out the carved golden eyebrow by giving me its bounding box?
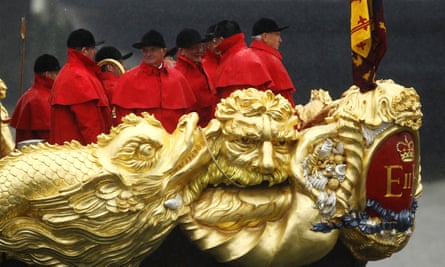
[223,120,261,139]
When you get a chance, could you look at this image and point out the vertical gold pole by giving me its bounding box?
[19,16,27,96]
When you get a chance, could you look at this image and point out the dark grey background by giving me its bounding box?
[1,0,443,180]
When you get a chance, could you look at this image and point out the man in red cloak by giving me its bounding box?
[202,24,220,85]
[211,20,274,99]
[10,54,61,145]
[95,46,132,102]
[49,29,112,146]
[111,30,196,133]
[250,18,296,106]
[174,28,218,127]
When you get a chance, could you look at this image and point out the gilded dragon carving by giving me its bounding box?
[0,80,422,266]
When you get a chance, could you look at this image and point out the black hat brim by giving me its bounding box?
[121,52,133,60]
[277,25,290,32]
[178,39,207,48]
[252,25,290,36]
[132,42,145,49]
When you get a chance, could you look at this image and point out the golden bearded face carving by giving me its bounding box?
[213,89,299,186]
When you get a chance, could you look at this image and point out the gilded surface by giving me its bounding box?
[0,79,15,158]
[0,113,200,266]
[0,80,422,266]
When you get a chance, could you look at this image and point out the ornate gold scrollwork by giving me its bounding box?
[0,81,423,266]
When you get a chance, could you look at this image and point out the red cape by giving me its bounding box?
[49,49,112,145]
[175,54,217,106]
[202,49,220,87]
[112,62,196,109]
[214,33,273,98]
[99,71,119,102]
[10,74,53,130]
[175,54,218,127]
[250,41,296,92]
[50,49,109,107]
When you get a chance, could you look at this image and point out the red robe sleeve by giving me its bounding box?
[70,102,108,144]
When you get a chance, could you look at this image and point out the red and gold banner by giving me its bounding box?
[350,0,387,92]
[351,0,372,57]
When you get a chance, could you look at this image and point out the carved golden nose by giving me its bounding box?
[261,141,275,172]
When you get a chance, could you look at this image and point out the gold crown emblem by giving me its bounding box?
[396,135,415,162]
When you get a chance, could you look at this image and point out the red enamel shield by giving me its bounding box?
[366,131,418,213]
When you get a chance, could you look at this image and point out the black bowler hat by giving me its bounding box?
[95,46,133,62]
[132,30,166,49]
[34,54,61,73]
[203,24,217,42]
[214,20,242,38]
[67,28,104,48]
[252,18,289,36]
[176,28,204,48]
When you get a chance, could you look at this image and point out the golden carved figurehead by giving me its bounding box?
[212,88,300,187]
[0,84,423,266]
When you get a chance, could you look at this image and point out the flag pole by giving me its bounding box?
[19,16,27,96]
